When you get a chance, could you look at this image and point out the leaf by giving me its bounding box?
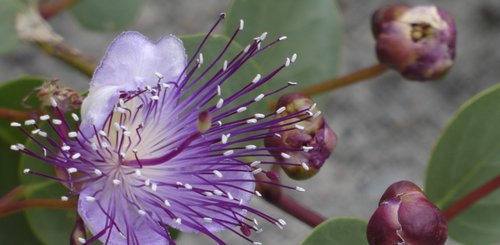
[301,217,368,245]
[0,0,26,54]
[425,83,500,245]
[0,77,45,144]
[225,0,342,102]
[19,125,76,245]
[71,0,143,32]
[0,140,42,245]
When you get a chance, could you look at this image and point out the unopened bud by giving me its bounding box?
[367,181,448,245]
[264,93,337,180]
[32,80,83,112]
[372,4,456,81]
[197,111,212,133]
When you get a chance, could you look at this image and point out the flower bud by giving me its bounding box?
[197,111,212,133]
[367,181,448,245]
[264,93,337,180]
[372,4,456,81]
[33,80,83,112]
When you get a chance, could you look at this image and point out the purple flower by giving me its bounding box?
[10,14,314,245]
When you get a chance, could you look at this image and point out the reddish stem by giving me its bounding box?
[443,175,500,221]
[0,186,25,204]
[40,0,80,19]
[0,108,39,121]
[0,199,76,217]
[274,193,326,227]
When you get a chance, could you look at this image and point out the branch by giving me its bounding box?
[0,198,76,217]
[0,108,40,121]
[37,41,96,77]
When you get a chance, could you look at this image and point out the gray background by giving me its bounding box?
[1,0,499,244]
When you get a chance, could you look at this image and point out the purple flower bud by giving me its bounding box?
[372,4,457,81]
[367,181,448,245]
[264,93,337,180]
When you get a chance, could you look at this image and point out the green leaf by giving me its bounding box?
[0,77,45,144]
[0,140,42,245]
[19,125,76,245]
[425,83,500,245]
[225,0,342,102]
[0,0,25,54]
[301,217,368,245]
[71,0,143,32]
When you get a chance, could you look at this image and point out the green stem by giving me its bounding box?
[37,41,96,77]
[298,63,387,97]
[443,175,500,221]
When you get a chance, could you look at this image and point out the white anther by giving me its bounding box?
[23,168,30,174]
[68,132,78,138]
[203,217,213,223]
[252,168,263,175]
[216,98,224,108]
[151,95,160,100]
[138,209,146,216]
[10,122,21,127]
[71,153,81,160]
[71,113,79,122]
[31,129,40,135]
[94,169,102,176]
[227,192,234,200]
[296,186,306,192]
[288,81,298,85]
[16,144,25,150]
[253,242,263,245]
[151,183,158,192]
[38,131,47,137]
[155,71,164,79]
[77,237,86,244]
[184,184,193,190]
[274,133,282,138]
[310,103,317,111]
[223,150,234,156]
[213,190,223,196]
[245,145,257,150]
[112,179,121,185]
[313,111,322,118]
[217,85,221,96]
[258,32,268,41]
[199,53,204,65]
[246,118,257,124]
[254,113,265,119]
[239,19,244,30]
[302,146,313,152]
[237,107,247,113]
[42,148,47,157]
[221,134,230,144]
[252,74,261,84]
[85,196,95,202]
[145,179,151,186]
[24,119,36,126]
[291,53,297,63]
[119,152,126,158]
[98,130,106,137]
[67,167,78,173]
[39,115,50,121]
[116,107,127,114]
[279,36,287,41]
[176,181,183,186]
[50,97,58,107]
[255,191,262,197]
[164,199,171,207]
[52,119,62,125]
[134,169,142,176]
[285,57,291,67]
[223,60,228,71]
[306,111,314,116]
[281,152,291,159]
[254,93,265,102]
[302,162,310,170]
[276,106,286,114]
[118,99,126,107]
[278,219,287,226]
[123,131,131,137]
[275,222,284,230]
[239,199,244,205]
[204,192,213,197]
[175,218,182,224]
[244,44,251,53]
[101,142,108,148]
[250,161,261,167]
[295,124,305,130]
[217,121,223,126]
[10,145,19,151]
[253,218,259,226]
[61,196,69,202]
[213,170,223,178]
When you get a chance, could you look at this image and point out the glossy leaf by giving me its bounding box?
[225,0,342,101]
[0,0,25,54]
[0,77,45,146]
[425,83,500,245]
[302,217,368,245]
[71,0,143,32]
[0,141,42,245]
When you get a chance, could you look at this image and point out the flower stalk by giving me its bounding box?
[36,41,96,77]
[0,108,40,121]
[0,198,76,217]
[40,0,81,19]
[297,63,387,97]
[443,175,500,221]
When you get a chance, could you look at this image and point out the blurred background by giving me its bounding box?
[1,0,499,244]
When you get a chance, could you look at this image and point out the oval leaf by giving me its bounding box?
[425,83,500,245]
[302,217,368,245]
[225,0,342,101]
[71,0,142,32]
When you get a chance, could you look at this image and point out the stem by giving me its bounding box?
[0,186,25,204]
[40,0,80,19]
[0,199,76,217]
[37,41,96,77]
[443,175,500,221]
[0,108,40,121]
[298,63,387,97]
